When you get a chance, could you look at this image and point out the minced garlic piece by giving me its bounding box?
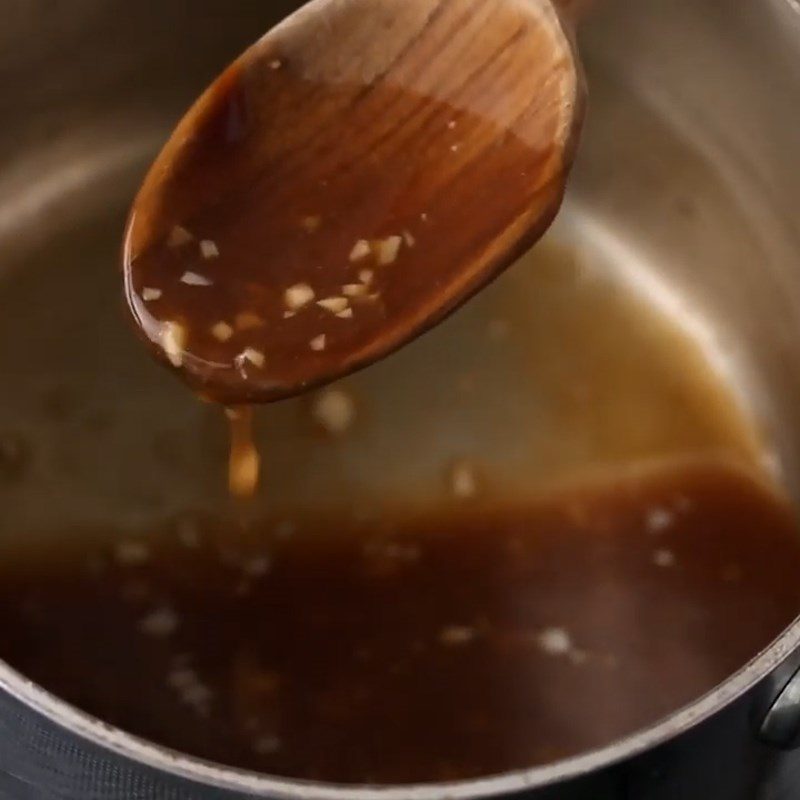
[239,347,265,368]
[440,625,477,646]
[168,667,213,716]
[342,283,367,298]
[199,239,219,259]
[235,312,265,331]
[646,507,674,533]
[359,269,374,285]
[244,556,271,577]
[115,540,149,566]
[270,59,282,70]
[181,271,213,286]
[284,283,315,311]
[302,215,321,232]
[538,627,573,656]
[140,606,179,638]
[312,387,356,436]
[487,319,511,342]
[376,235,403,265]
[253,735,282,755]
[349,239,371,262]
[336,308,354,319]
[211,321,234,342]
[317,297,349,314]
[142,287,162,301]
[403,230,416,247]
[653,548,677,568]
[449,460,479,499]
[161,321,186,367]
[309,334,326,352]
[167,225,193,247]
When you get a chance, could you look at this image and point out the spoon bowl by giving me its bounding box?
[123,0,584,404]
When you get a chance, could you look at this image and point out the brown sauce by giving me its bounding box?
[1,457,799,784]
[227,406,260,498]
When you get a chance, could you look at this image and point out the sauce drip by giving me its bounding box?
[1,458,798,784]
[227,407,260,498]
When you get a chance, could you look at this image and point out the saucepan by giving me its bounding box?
[1,0,800,798]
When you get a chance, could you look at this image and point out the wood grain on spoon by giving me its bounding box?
[123,0,585,405]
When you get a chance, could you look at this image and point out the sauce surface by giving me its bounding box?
[1,458,798,784]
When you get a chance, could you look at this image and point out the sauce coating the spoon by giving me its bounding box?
[122,0,583,406]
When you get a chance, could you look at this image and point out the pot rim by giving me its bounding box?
[1,614,798,799]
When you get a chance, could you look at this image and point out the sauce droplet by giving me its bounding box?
[227,406,260,499]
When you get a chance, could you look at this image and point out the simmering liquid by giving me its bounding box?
[2,202,797,785]
[1,458,798,784]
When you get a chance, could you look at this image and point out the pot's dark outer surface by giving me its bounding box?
[0,686,779,799]
[2,653,800,800]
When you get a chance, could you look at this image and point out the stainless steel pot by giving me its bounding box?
[1,0,800,798]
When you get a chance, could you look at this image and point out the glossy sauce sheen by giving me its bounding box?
[1,459,799,784]
[123,0,579,404]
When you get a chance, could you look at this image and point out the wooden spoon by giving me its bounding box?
[123,0,585,406]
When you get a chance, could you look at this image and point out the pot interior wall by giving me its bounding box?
[0,0,799,788]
